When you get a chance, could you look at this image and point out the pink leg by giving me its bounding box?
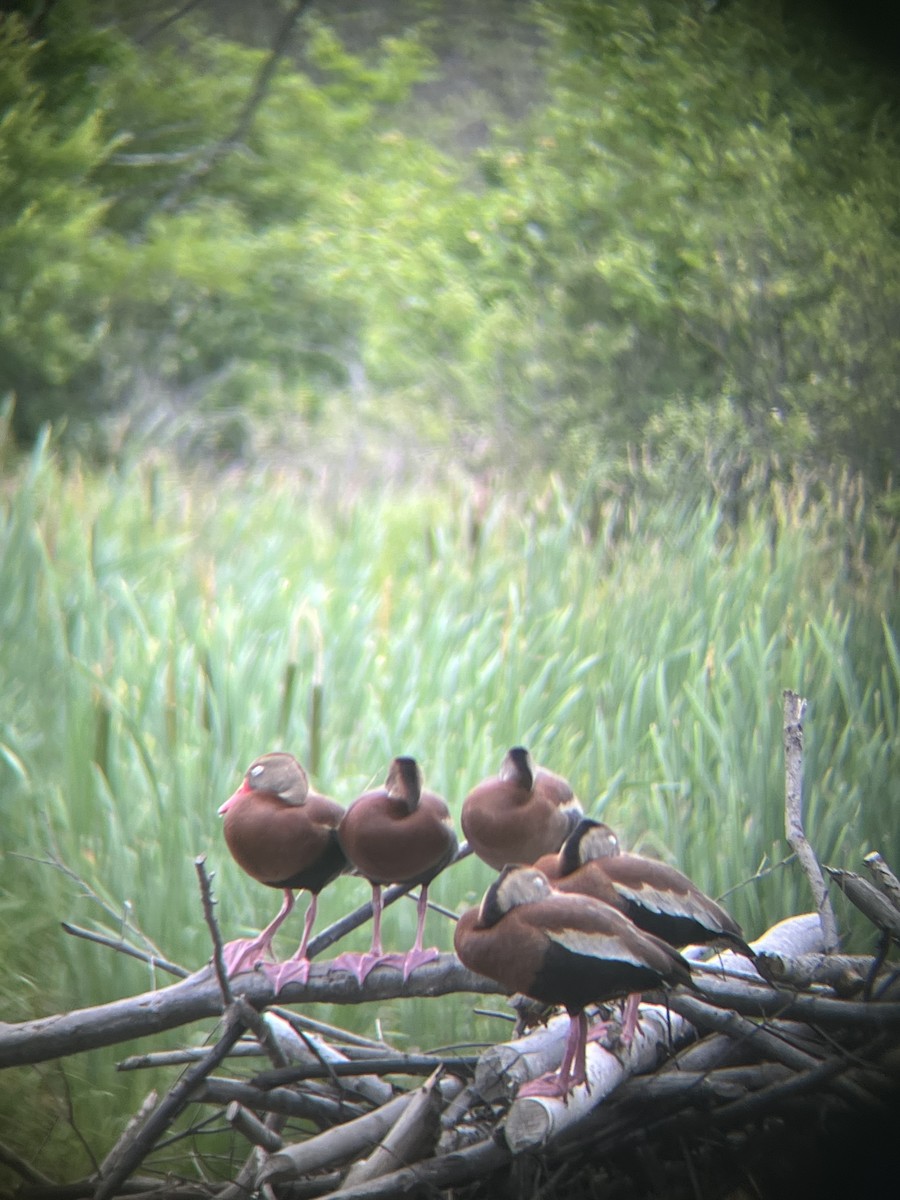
[221,889,294,977]
[619,992,642,1045]
[266,894,318,991]
[386,887,442,981]
[518,1011,589,1102]
[334,885,389,985]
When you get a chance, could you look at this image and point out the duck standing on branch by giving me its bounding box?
[454,865,693,1099]
[337,756,457,985]
[535,817,756,1041]
[218,752,347,987]
[461,746,583,871]
[536,818,755,960]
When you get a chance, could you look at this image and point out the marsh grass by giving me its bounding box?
[1,438,897,1179]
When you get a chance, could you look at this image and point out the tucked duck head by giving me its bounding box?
[559,818,621,873]
[478,864,553,927]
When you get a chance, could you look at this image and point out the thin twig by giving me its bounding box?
[0,1139,55,1186]
[93,1010,248,1200]
[194,855,234,1008]
[61,922,188,979]
[251,1055,477,1090]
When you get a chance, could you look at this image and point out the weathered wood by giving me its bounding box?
[0,956,501,1070]
[225,1100,285,1151]
[341,1068,444,1188]
[864,850,900,913]
[282,1137,510,1200]
[827,868,900,943]
[260,1092,424,1182]
[194,1076,366,1123]
[93,1009,247,1200]
[783,690,839,950]
[503,1004,693,1152]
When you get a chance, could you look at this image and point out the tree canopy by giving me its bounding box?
[1,0,898,496]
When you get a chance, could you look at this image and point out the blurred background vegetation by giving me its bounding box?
[1,0,898,1188]
[3,0,899,498]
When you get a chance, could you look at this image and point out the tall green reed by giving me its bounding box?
[0,441,897,1179]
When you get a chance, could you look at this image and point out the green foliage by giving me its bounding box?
[1,0,898,495]
[462,0,900,490]
[0,440,897,1179]
[0,16,122,430]
[0,2,445,445]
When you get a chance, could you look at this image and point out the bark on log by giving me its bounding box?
[260,1092,422,1182]
[340,1068,444,1188]
[502,1004,693,1152]
[0,957,501,1070]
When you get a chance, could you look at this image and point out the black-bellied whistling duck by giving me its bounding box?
[218,752,347,987]
[536,818,755,957]
[454,865,693,1099]
[535,818,755,1040]
[336,756,457,984]
[461,746,583,871]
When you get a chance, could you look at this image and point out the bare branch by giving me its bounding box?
[0,956,499,1071]
[153,0,314,215]
[225,1101,284,1152]
[783,690,839,951]
[193,1076,365,1124]
[93,1010,248,1200]
[863,850,900,912]
[61,922,188,979]
[194,855,234,1008]
[826,868,900,943]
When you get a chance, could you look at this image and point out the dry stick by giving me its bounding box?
[60,923,189,979]
[92,1012,247,1200]
[195,856,235,1008]
[225,1101,284,1153]
[194,1077,366,1123]
[118,1043,267,1071]
[260,1092,422,1183]
[710,1038,887,1128]
[92,860,259,1200]
[341,1067,445,1189]
[194,857,295,1200]
[864,850,900,912]
[251,1054,477,1090]
[292,1136,511,1200]
[684,972,900,1028]
[826,868,900,943]
[269,1009,392,1052]
[94,1092,158,1189]
[783,689,839,951]
[665,993,823,1074]
[0,956,499,1070]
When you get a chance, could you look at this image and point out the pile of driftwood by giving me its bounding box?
[2,692,899,1199]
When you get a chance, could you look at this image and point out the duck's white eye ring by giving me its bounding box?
[250,764,264,777]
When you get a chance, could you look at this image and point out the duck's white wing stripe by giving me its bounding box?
[547,927,647,968]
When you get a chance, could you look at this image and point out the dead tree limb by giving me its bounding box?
[783,689,839,951]
[93,1008,248,1200]
[0,958,502,1070]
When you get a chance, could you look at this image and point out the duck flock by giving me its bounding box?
[218,748,755,1098]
